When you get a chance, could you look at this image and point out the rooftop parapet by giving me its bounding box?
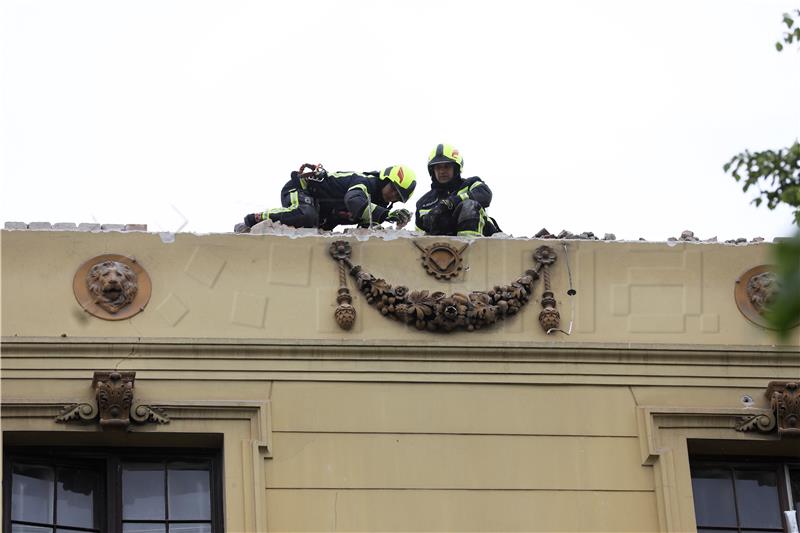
[1,229,796,349]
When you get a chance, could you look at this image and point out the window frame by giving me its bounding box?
[3,446,225,533]
[689,455,800,533]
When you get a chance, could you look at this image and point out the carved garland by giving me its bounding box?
[329,240,561,333]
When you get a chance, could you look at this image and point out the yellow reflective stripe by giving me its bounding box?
[415,208,432,232]
[348,184,373,224]
[456,181,484,201]
[333,172,369,179]
[457,207,486,237]
[348,184,369,194]
[265,190,299,219]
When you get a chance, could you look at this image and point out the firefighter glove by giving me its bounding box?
[386,208,412,228]
[440,197,456,211]
[244,213,261,228]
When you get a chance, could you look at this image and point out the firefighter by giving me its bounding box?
[414,144,500,236]
[235,164,416,232]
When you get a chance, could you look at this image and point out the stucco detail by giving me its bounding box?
[56,371,168,430]
[329,240,565,333]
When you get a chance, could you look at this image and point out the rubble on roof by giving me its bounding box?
[1,220,775,244]
[4,222,147,232]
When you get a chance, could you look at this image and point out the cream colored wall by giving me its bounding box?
[2,230,799,532]
[1,230,797,346]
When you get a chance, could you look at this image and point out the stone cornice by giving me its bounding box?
[2,336,798,364]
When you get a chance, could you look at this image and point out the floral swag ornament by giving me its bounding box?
[328,241,561,333]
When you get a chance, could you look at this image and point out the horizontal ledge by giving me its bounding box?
[270,430,638,438]
[262,487,657,493]
[1,374,793,387]
[2,336,797,354]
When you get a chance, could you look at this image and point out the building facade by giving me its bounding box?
[2,229,799,532]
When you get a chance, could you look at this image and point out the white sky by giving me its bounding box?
[2,0,799,240]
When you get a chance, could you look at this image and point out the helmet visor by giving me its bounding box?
[393,180,415,202]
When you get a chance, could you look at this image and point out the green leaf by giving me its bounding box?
[766,231,800,339]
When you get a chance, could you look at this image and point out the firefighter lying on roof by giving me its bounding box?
[415,144,500,237]
[235,164,416,233]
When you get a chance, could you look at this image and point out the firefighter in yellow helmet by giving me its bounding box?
[414,144,500,236]
[235,164,416,232]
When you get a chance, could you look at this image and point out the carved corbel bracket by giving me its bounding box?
[56,371,169,430]
[768,380,800,435]
[735,380,799,435]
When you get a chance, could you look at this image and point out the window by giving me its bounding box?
[691,458,800,533]
[4,448,223,533]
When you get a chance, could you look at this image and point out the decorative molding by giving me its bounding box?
[55,402,97,422]
[73,254,152,320]
[3,337,799,361]
[56,371,169,430]
[637,404,785,532]
[330,241,356,330]
[3,399,272,533]
[768,380,800,434]
[734,264,800,330]
[734,410,777,433]
[328,240,563,333]
[413,241,468,280]
[733,380,800,435]
[534,245,560,332]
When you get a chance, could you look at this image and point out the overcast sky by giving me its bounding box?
[2,0,799,240]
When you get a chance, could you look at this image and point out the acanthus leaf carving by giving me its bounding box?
[734,411,777,433]
[55,371,169,431]
[735,380,799,436]
[56,402,98,423]
[768,380,800,435]
[131,404,170,424]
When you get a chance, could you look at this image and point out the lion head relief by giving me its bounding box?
[746,271,781,315]
[86,260,138,313]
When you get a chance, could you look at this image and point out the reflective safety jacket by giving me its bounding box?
[414,175,492,234]
[298,171,393,230]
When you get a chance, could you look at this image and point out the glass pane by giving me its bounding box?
[123,524,166,533]
[11,463,54,523]
[168,463,211,520]
[11,525,52,533]
[57,466,100,529]
[691,466,737,527]
[696,530,737,533]
[735,468,782,529]
[11,524,53,533]
[790,468,800,511]
[169,524,212,533]
[122,463,165,519]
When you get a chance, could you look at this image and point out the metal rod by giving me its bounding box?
[547,242,576,335]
